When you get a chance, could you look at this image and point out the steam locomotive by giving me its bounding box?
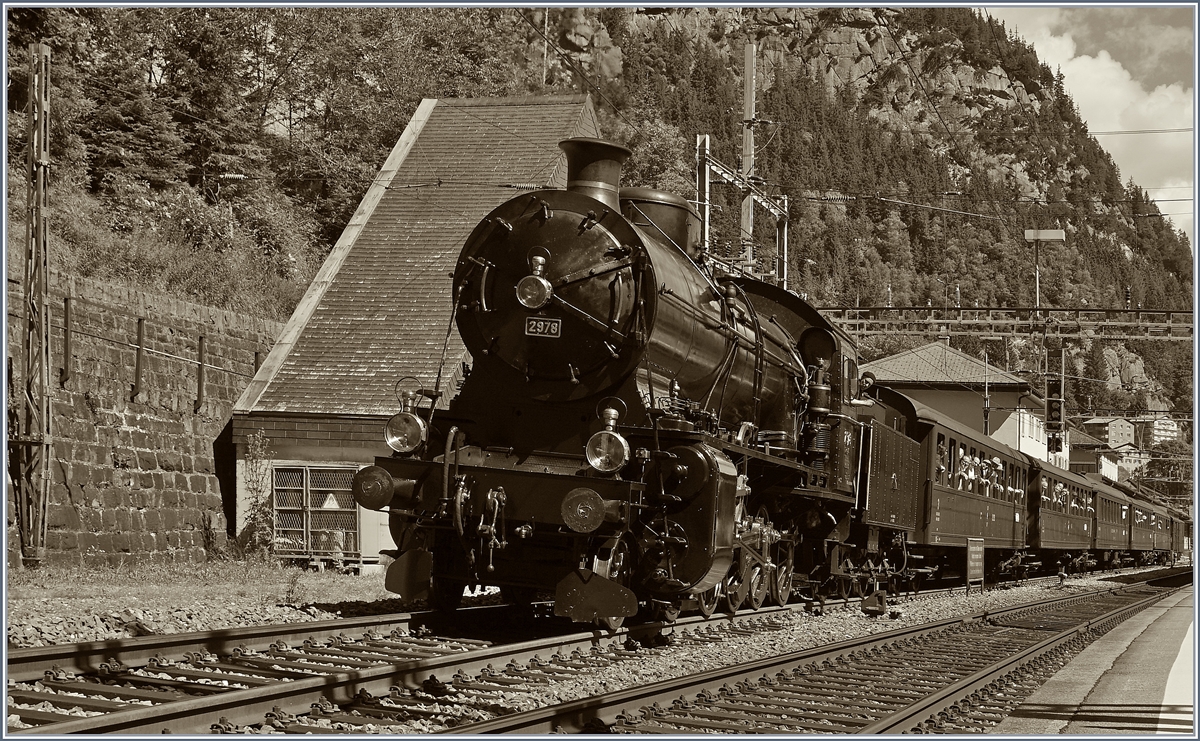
[351,138,1189,626]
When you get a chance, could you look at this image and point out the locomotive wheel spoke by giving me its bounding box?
[836,576,852,600]
[747,564,767,610]
[771,557,794,606]
[721,569,744,614]
[695,583,720,618]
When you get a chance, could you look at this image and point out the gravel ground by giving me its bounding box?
[5,557,522,648]
[6,559,404,648]
[7,560,1180,649]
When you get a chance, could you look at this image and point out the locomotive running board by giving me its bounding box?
[553,568,638,623]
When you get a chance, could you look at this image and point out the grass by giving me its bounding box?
[6,557,395,609]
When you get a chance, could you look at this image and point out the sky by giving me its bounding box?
[985,6,1196,249]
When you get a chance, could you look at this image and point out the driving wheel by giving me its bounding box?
[721,566,745,614]
[747,563,768,609]
[770,541,795,606]
[696,583,720,618]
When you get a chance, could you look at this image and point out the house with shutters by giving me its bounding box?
[229,95,600,566]
[861,340,1059,465]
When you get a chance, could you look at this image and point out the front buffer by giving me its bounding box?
[353,439,741,625]
[354,447,644,622]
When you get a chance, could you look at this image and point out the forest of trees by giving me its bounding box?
[5,7,1192,421]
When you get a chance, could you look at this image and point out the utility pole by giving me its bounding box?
[10,43,52,567]
[542,11,549,87]
[983,350,990,436]
[695,43,788,286]
[1024,229,1065,312]
[739,42,756,268]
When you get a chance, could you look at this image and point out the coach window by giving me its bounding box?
[969,447,977,493]
[935,434,947,485]
[948,437,958,484]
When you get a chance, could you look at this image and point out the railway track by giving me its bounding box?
[459,583,1183,734]
[6,601,793,734]
[7,570,1184,734]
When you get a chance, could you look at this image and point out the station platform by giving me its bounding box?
[993,585,1194,735]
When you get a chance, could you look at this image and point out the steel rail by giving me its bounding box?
[7,570,1165,734]
[6,608,432,683]
[9,607,788,734]
[444,583,1170,734]
[0,571,1092,684]
[857,585,1180,733]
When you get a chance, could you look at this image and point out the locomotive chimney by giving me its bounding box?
[559,138,631,210]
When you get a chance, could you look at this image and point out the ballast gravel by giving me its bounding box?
[7,566,1181,734]
[323,572,1165,734]
[6,601,343,648]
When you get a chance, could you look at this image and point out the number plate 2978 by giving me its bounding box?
[525,317,562,338]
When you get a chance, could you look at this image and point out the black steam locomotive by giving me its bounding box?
[352,137,1188,626]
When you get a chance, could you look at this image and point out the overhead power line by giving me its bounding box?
[963,127,1194,138]
[518,11,635,129]
[1090,127,1193,136]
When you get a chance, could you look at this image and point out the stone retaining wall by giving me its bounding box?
[6,272,283,566]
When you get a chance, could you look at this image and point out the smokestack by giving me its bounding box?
[558,138,631,210]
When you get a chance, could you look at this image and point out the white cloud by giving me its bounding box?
[989,8,1195,247]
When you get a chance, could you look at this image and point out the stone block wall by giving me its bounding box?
[7,271,283,566]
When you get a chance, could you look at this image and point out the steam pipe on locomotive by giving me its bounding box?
[350,137,879,625]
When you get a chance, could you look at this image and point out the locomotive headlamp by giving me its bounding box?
[516,255,553,310]
[585,406,629,473]
[586,431,630,473]
[384,411,426,453]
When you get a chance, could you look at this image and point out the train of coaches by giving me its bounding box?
[350,136,1190,626]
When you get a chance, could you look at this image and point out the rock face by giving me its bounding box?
[1102,346,1170,410]
[667,7,1042,127]
[627,7,1059,198]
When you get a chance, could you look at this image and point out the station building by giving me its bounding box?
[230,94,600,568]
[861,340,1059,465]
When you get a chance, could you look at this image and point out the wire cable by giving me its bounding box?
[519,11,636,129]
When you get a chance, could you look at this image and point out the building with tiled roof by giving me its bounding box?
[230,95,599,565]
[1081,417,1135,447]
[1068,427,1120,481]
[862,340,1056,463]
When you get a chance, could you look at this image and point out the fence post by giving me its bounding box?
[59,296,72,385]
[130,317,144,401]
[194,334,206,413]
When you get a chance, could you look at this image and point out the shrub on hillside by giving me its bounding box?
[8,166,311,321]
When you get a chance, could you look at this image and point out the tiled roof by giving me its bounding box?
[236,95,599,416]
[862,341,1032,391]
